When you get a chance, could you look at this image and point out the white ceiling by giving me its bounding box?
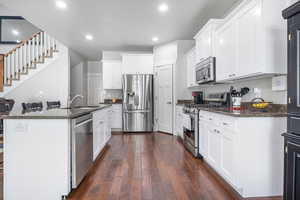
[0,0,240,60]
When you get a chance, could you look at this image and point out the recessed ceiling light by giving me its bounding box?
[55,0,67,10]
[152,37,159,42]
[158,3,169,12]
[85,34,94,41]
[12,29,19,36]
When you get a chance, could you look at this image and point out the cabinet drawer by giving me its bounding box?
[220,117,236,131]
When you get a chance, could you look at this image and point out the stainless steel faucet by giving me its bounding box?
[69,95,84,108]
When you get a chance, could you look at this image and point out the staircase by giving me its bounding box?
[0,31,59,92]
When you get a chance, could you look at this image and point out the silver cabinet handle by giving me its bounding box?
[209,118,213,120]
[223,122,228,126]
[167,101,172,104]
[290,116,300,120]
[75,119,93,128]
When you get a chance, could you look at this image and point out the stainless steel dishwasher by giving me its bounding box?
[71,113,93,188]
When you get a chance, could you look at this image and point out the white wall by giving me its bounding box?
[70,49,87,105]
[190,77,287,104]
[0,4,20,54]
[87,61,102,104]
[4,44,70,109]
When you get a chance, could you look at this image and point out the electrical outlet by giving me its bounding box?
[253,88,262,98]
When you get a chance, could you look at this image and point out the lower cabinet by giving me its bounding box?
[198,117,208,157]
[207,125,221,169]
[284,134,300,200]
[200,110,286,198]
[93,107,112,160]
[175,105,184,138]
[110,104,122,130]
[220,129,236,187]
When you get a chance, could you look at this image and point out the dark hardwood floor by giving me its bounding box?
[68,133,282,200]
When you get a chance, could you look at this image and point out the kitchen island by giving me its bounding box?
[2,105,112,200]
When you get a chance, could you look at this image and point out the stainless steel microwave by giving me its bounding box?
[195,57,216,84]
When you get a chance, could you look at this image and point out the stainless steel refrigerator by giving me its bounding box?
[122,74,153,132]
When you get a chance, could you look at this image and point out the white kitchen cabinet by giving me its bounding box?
[122,54,153,74]
[215,0,287,82]
[110,104,122,130]
[175,105,184,138]
[93,107,112,160]
[194,19,222,63]
[102,60,122,89]
[207,124,222,170]
[186,47,197,88]
[199,110,286,198]
[198,114,209,158]
[219,128,237,188]
[236,0,262,78]
[215,20,237,81]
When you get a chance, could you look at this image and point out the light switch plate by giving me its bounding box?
[272,76,287,91]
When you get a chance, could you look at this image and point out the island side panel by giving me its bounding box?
[236,117,286,198]
[4,119,71,200]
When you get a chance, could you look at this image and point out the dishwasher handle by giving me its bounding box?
[75,118,93,128]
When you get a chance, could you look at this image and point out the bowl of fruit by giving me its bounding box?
[251,98,272,111]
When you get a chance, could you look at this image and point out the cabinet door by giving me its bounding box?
[285,141,300,200]
[199,120,208,158]
[236,0,262,77]
[111,105,122,129]
[207,126,221,170]
[287,16,300,115]
[175,106,183,137]
[215,21,237,81]
[201,27,212,59]
[103,61,122,89]
[220,129,236,187]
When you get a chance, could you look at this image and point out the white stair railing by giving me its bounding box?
[3,31,58,86]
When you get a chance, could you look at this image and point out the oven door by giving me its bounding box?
[183,114,199,157]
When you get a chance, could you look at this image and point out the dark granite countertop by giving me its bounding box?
[198,107,287,118]
[2,104,112,119]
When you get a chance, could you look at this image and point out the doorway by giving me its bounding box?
[156,65,173,134]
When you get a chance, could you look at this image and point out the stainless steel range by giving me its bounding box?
[182,92,232,158]
[182,104,202,158]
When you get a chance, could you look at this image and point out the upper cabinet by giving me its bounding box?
[102,60,122,90]
[215,20,238,81]
[186,47,197,88]
[122,54,154,74]
[215,0,288,82]
[194,19,222,63]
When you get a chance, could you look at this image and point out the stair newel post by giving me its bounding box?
[0,54,4,91]
[44,32,48,57]
[6,54,11,85]
[17,47,21,78]
[37,33,41,62]
[34,35,38,64]
[10,52,14,80]
[27,40,32,68]
[31,37,35,68]
[40,32,44,61]
[22,43,26,74]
